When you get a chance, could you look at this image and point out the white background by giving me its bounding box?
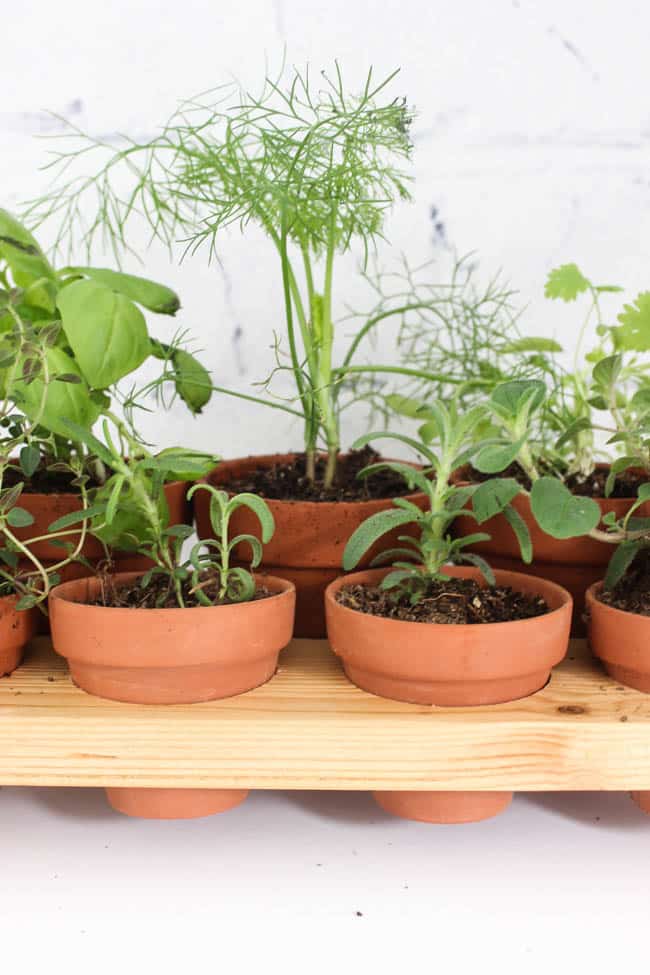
[2,2,650,971]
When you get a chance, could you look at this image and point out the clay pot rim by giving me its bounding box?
[49,570,295,617]
[203,452,428,509]
[585,579,647,623]
[452,461,642,502]
[326,564,572,632]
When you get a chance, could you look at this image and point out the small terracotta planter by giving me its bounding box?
[0,595,38,677]
[586,581,650,692]
[194,454,428,638]
[326,565,572,824]
[49,571,295,819]
[453,464,645,636]
[14,479,191,561]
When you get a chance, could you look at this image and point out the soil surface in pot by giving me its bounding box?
[467,462,648,499]
[596,552,650,616]
[88,571,274,610]
[335,577,549,624]
[224,447,419,502]
[4,463,109,494]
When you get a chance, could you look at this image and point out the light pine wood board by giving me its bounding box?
[1,637,650,791]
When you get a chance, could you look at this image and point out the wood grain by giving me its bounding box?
[1,637,650,791]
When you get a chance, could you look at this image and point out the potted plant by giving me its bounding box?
[0,208,212,573]
[325,398,572,823]
[21,63,477,635]
[431,264,650,633]
[48,416,296,819]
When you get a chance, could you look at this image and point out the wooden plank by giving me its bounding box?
[1,637,650,791]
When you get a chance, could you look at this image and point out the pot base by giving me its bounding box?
[343,662,550,707]
[373,790,513,824]
[0,645,22,678]
[631,791,650,815]
[600,663,650,694]
[70,657,278,704]
[105,787,249,819]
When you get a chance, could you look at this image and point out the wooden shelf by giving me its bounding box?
[1,636,650,791]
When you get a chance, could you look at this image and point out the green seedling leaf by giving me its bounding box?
[6,506,34,528]
[473,436,527,475]
[228,533,263,568]
[530,477,601,539]
[358,462,430,495]
[171,348,212,414]
[20,444,41,477]
[614,292,650,351]
[343,508,419,570]
[369,547,420,567]
[604,541,642,589]
[0,209,56,312]
[47,504,107,532]
[15,594,38,611]
[226,567,256,603]
[501,337,563,354]
[592,354,622,389]
[555,417,593,451]
[471,477,520,523]
[63,267,180,315]
[57,279,150,388]
[154,447,218,481]
[60,419,116,468]
[503,504,532,563]
[0,483,23,512]
[458,552,495,585]
[228,492,275,543]
[544,263,590,301]
[490,379,546,418]
[12,348,100,438]
[379,568,419,591]
[352,431,437,468]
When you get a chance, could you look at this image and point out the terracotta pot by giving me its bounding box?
[14,479,191,561]
[326,565,572,823]
[586,580,650,692]
[0,595,38,677]
[631,792,650,815]
[453,464,644,637]
[49,570,295,819]
[194,454,428,638]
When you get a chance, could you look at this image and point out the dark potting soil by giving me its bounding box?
[597,551,650,616]
[335,576,549,625]
[222,448,422,502]
[89,570,274,610]
[467,462,648,499]
[3,464,82,494]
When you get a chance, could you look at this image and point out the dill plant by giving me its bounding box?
[23,62,440,488]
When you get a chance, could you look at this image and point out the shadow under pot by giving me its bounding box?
[452,464,646,637]
[193,454,428,639]
[49,571,296,819]
[325,565,572,824]
[0,595,38,677]
[586,582,650,818]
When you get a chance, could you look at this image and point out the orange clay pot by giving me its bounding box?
[586,580,650,692]
[0,595,38,677]
[194,454,428,639]
[49,570,295,819]
[326,565,572,824]
[13,479,191,561]
[453,464,645,637]
[630,792,650,815]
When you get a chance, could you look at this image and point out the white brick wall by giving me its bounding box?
[3,0,649,455]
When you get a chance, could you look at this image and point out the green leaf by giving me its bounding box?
[501,337,563,354]
[473,437,526,475]
[555,417,593,451]
[60,420,116,467]
[592,354,622,389]
[604,541,642,589]
[6,506,34,528]
[226,567,256,603]
[228,492,275,543]
[15,594,38,611]
[57,279,150,388]
[530,477,601,539]
[343,508,420,570]
[19,444,40,478]
[48,504,109,532]
[358,462,430,495]
[12,347,101,439]
[379,568,420,590]
[472,477,520,523]
[0,209,56,312]
[228,533,263,568]
[385,394,430,419]
[171,348,212,415]
[544,264,590,302]
[614,292,650,351]
[63,267,180,315]
[458,552,495,585]
[490,379,546,418]
[503,504,532,563]
[153,448,218,481]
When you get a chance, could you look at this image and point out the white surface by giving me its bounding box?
[3,0,650,455]
[1,786,648,973]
